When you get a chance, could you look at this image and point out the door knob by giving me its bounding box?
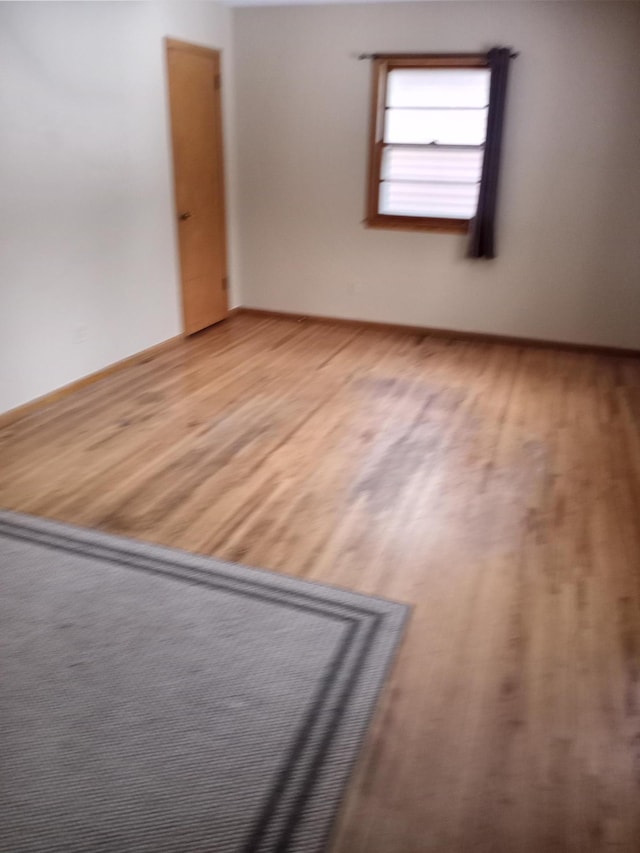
[179,211,192,221]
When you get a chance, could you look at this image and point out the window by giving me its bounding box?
[366,55,491,234]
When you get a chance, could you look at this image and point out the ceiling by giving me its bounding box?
[228,0,575,6]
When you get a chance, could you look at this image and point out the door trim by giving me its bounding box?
[165,37,229,336]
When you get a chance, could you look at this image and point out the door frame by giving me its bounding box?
[165,37,229,336]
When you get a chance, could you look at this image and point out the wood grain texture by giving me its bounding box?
[238,307,640,360]
[2,313,640,853]
[0,336,182,430]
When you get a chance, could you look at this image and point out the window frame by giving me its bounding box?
[365,54,490,234]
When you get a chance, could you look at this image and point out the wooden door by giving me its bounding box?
[166,39,228,335]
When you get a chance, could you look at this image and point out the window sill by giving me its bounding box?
[364,215,470,235]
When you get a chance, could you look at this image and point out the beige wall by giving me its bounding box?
[233,1,640,348]
[0,1,239,414]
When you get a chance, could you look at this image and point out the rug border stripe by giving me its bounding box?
[0,511,410,853]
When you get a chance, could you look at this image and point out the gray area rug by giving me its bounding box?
[0,511,408,853]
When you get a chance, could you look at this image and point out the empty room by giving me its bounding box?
[1,0,640,851]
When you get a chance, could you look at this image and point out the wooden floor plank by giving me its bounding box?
[2,314,640,853]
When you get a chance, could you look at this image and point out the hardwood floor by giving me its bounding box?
[2,313,640,852]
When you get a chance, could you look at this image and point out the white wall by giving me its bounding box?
[0,1,240,414]
[233,1,640,348]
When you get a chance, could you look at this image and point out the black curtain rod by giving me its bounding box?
[357,51,519,60]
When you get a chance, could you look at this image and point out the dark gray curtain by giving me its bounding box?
[468,47,513,259]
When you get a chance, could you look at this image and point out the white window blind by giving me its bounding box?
[379,68,491,220]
